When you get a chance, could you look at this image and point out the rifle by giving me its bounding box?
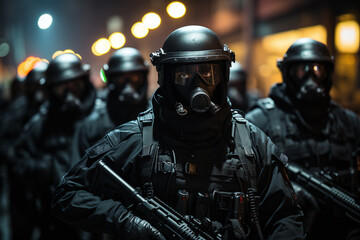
[286,164,360,224]
[97,159,222,240]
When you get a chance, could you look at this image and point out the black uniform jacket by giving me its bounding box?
[51,103,305,239]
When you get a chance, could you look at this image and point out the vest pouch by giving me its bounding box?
[212,190,246,224]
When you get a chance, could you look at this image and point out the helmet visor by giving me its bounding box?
[174,63,221,86]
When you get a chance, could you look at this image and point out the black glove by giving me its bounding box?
[119,212,166,240]
[292,182,320,233]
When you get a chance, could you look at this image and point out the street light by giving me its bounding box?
[38,13,53,29]
[92,38,111,56]
[335,20,359,53]
[142,12,161,29]
[131,22,149,39]
[109,32,126,49]
[167,1,186,19]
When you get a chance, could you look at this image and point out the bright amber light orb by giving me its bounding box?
[131,22,149,39]
[335,20,360,53]
[142,12,161,29]
[92,38,111,56]
[52,49,81,59]
[17,56,44,77]
[109,32,126,49]
[167,1,186,19]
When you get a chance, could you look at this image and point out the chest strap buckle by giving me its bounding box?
[185,162,198,175]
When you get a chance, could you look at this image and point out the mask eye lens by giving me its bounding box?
[174,63,221,86]
[291,63,328,83]
[312,64,327,80]
[175,72,191,85]
[290,64,306,81]
[202,72,211,78]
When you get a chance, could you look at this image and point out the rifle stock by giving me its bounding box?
[287,164,360,223]
[98,160,222,240]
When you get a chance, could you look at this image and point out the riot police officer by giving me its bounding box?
[246,38,360,239]
[51,26,305,240]
[14,53,97,240]
[0,62,48,240]
[76,47,150,155]
[227,62,260,113]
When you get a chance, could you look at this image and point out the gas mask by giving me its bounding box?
[173,63,222,116]
[58,91,82,114]
[51,78,85,116]
[27,85,46,108]
[108,72,146,105]
[289,62,330,103]
[288,62,332,123]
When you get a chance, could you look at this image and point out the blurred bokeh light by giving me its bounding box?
[131,22,149,38]
[167,1,186,19]
[38,13,53,29]
[17,56,48,77]
[142,12,161,30]
[0,42,10,57]
[52,49,82,59]
[107,16,124,34]
[92,38,111,56]
[335,20,359,53]
[109,32,126,49]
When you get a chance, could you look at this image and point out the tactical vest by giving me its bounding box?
[256,98,359,193]
[136,108,264,240]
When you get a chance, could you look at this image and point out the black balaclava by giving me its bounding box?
[106,71,148,125]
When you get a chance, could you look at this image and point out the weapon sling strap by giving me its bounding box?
[232,111,257,190]
[137,109,158,198]
[231,111,264,240]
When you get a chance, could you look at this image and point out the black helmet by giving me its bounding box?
[229,61,246,84]
[45,53,90,86]
[25,61,48,87]
[277,38,334,70]
[277,38,334,93]
[150,25,235,86]
[103,47,148,77]
[150,25,235,115]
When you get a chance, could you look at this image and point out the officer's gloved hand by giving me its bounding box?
[291,181,320,233]
[118,212,166,240]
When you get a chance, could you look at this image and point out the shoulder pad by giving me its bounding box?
[137,108,154,129]
[258,97,275,110]
[86,126,135,158]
